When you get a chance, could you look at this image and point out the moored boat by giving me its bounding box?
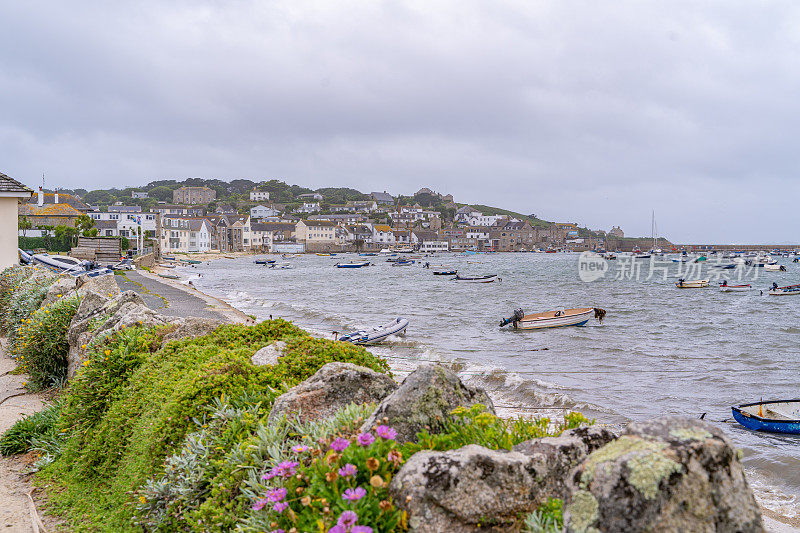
[675,278,709,288]
[453,274,499,283]
[768,283,800,295]
[338,317,409,345]
[391,260,415,266]
[335,261,371,268]
[732,399,800,434]
[500,307,606,330]
[433,270,457,275]
[764,263,786,272]
[254,259,276,265]
[719,282,751,292]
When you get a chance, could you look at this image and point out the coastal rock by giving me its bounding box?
[160,317,224,346]
[390,444,546,532]
[267,362,397,425]
[251,341,287,366]
[42,277,78,305]
[512,426,618,499]
[563,416,764,533]
[360,364,494,443]
[76,273,122,299]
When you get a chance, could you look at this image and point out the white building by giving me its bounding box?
[298,193,323,201]
[160,217,211,252]
[250,189,271,202]
[1,173,32,270]
[251,205,280,219]
[89,211,158,237]
[371,225,395,245]
[296,202,320,214]
[131,191,148,199]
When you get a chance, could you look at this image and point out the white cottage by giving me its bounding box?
[1,173,33,270]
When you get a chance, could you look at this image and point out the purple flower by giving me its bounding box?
[356,432,375,447]
[331,437,350,452]
[352,527,373,533]
[342,487,367,502]
[272,460,299,478]
[292,444,310,453]
[269,530,285,533]
[375,425,397,440]
[338,463,357,477]
[337,510,358,528]
[261,471,276,481]
[273,501,289,513]
[251,497,268,511]
[267,487,287,502]
[328,527,346,533]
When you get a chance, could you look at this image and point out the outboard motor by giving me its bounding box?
[500,308,524,327]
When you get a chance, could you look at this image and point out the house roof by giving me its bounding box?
[300,219,338,227]
[370,192,394,203]
[108,205,142,213]
[373,224,392,232]
[26,192,90,211]
[456,205,477,214]
[260,222,296,232]
[0,173,33,196]
[413,230,440,242]
[95,220,118,229]
[19,203,83,217]
[502,221,532,230]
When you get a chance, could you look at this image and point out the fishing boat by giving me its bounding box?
[359,252,378,256]
[768,284,800,296]
[719,283,751,292]
[633,252,651,259]
[675,278,709,288]
[453,274,499,283]
[316,253,333,257]
[500,307,606,330]
[335,261,371,268]
[433,270,457,275]
[31,254,113,277]
[338,317,409,345]
[764,263,786,272]
[269,262,293,270]
[392,260,415,266]
[254,259,276,265]
[732,399,800,434]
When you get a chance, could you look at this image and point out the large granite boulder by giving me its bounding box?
[564,416,764,533]
[251,341,287,366]
[267,362,397,425]
[389,426,615,532]
[42,276,78,305]
[360,364,493,443]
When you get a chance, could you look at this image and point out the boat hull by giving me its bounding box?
[339,317,409,345]
[719,285,751,292]
[336,262,370,268]
[732,400,800,434]
[454,274,498,283]
[515,308,595,330]
[675,279,709,288]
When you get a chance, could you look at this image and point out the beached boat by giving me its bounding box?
[675,279,709,288]
[180,258,203,264]
[338,317,409,345]
[732,399,800,434]
[31,254,113,277]
[719,283,751,292]
[453,274,499,283]
[158,272,180,280]
[335,261,371,268]
[764,263,787,272]
[500,307,606,330]
[433,270,457,275]
[768,284,800,296]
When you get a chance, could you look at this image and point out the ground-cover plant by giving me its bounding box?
[0,400,62,456]
[40,320,392,532]
[0,265,34,320]
[402,404,591,455]
[239,403,403,533]
[3,272,56,346]
[10,295,79,390]
[524,498,564,533]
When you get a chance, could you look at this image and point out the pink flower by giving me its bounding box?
[352,527,373,533]
[342,487,366,502]
[292,444,310,453]
[328,526,346,533]
[331,437,350,452]
[337,510,358,528]
[267,487,287,502]
[338,463,357,477]
[251,498,268,511]
[356,432,375,447]
[375,425,397,440]
[273,501,289,513]
[261,471,276,481]
[269,530,285,533]
[265,460,299,479]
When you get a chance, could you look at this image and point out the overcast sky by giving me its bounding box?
[1,1,799,243]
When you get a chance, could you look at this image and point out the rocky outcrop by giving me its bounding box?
[160,317,223,346]
[42,277,78,305]
[267,362,397,425]
[360,364,493,443]
[251,341,287,366]
[389,426,615,532]
[563,416,764,533]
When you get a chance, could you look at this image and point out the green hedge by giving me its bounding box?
[19,235,72,252]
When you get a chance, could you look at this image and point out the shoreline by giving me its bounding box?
[155,252,800,531]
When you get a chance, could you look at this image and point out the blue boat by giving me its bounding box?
[391,260,415,266]
[731,399,800,434]
[255,259,276,265]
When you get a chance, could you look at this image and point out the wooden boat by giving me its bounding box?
[335,261,370,268]
[675,278,709,288]
[768,283,800,296]
[453,274,498,283]
[316,253,332,256]
[500,307,606,330]
[338,317,409,345]
[391,260,415,266]
[732,400,800,434]
[433,270,457,275]
[719,283,751,292]
[254,259,276,265]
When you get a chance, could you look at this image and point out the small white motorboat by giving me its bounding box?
[768,284,800,296]
[338,317,409,345]
[335,261,370,268]
[453,274,499,283]
[675,278,709,288]
[31,253,113,277]
[719,283,751,292]
[764,263,786,272]
[500,307,606,330]
[269,262,293,270]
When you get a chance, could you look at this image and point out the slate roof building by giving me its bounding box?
[0,172,33,270]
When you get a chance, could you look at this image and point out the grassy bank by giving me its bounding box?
[0,265,584,532]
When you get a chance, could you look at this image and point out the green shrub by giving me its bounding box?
[0,265,34,324]
[3,273,56,345]
[0,401,61,456]
[402,404,591,455]
[524,498,563,533]
[11,295,79,390]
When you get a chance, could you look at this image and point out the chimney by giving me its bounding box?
[38,186,44,207]
[54,188,59,204]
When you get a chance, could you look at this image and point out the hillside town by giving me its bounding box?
[13,176,630,256]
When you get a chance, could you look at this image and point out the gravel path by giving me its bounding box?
[117,271,230,321]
